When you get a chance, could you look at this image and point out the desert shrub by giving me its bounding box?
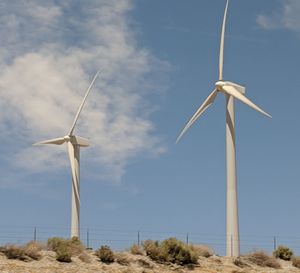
[142,240,161,260]
[23,241,43,260]
[1,245,26,260]
[69,237,84,255]
[273,245,293,261]
[47,237,67,252]
[190,244,213,258]
[56,246,72,263]
[292,256,300,268]
[115,253,130,265]
[0,242,44,261]
[47,236,84,262]
[130,244,143,255]
[161,237,198,265]
[246,251,281,269]
[142,238,198,265]
[78,252,91,263]
[95,245,115,264]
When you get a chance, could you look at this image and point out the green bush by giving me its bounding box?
[246,251,281,269]
[95,245,115,264]
[142,238,198,265]
[47,237,67,252]
[47,236,84,262]
[273,245,293,261]
[56,247,72,263]
[142,240,161,260]
[292,256,300,268]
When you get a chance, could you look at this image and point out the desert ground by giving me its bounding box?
[1,249,300,273]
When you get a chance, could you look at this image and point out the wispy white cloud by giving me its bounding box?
[0,0,168,187]
[257,0,300,32]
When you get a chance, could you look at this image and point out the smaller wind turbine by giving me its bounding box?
[34,71,100,238]
[177,0,271,257]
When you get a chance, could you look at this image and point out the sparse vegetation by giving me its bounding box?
[0,245,27,261]
[142,240,160,261]
[1,240,300,272]
[190,244,213,258]
[130,244,144,255]
[0,242,44,261]
[292,256,300,268]
[56,246,72,263]
[115,253,130,265]
[142,237,198,265]
[47,236,85,262]
[273,245,293,261]
[246,251,281,269]
[95,245,115,264]
[24,241,44,260]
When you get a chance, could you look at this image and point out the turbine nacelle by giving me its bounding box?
[216,81,246,94]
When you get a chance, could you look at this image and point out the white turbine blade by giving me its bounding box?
[222,85,272,118]
[71,136,90,147]
[176,89,218,143]
[33,137,66,146]
[224,81,245,94]
[68,71,100,135]
[67,142,80,205]
[219,0,229,80]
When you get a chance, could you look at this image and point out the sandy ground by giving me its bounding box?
[0,250,300,273]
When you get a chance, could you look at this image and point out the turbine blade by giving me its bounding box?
[67,142,80,205]
[33,137,66,146]
[176,89,218,143]
[219,0,230,80]
[224,81,245,94]
[70,136,90,147]
[222,85,272,118]
[68,71,100,135]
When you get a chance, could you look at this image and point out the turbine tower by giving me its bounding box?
[177,0,271,257]
[34,71,100,238]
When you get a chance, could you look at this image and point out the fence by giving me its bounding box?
[0,225,300,256]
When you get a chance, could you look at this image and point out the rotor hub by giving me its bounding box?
[215,80,225,91]
[64,135,71,141]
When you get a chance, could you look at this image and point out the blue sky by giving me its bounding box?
[0,0,300,255]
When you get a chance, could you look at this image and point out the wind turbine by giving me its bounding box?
[177,0,271,257]
[34,71,100,238]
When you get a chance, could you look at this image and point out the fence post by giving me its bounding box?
[87,229,90,249]
[186,233,189,245]
[273,236,277,251]
[137,231,140,246]
[34,226,37,242]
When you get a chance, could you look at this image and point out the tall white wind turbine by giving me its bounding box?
[177,0,271,257]
[34,71,100,238]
